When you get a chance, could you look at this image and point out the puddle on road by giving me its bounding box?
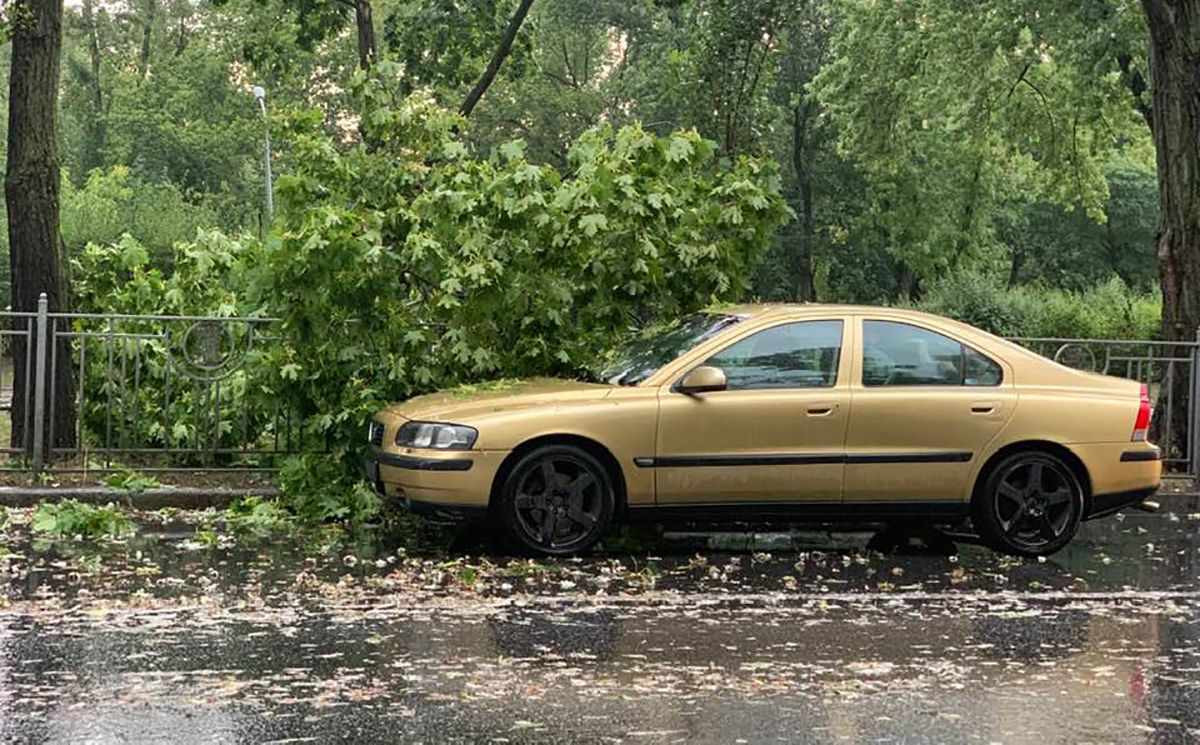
[1,591,1198,742]
[1,498,1199,742]
[4,495,1200,605]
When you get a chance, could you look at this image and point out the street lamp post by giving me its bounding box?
[253,85,273,225]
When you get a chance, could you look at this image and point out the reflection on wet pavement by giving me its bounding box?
[2,497,1199,743]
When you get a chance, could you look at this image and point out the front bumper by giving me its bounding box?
[370,450,474,472]
[363,445,500,518]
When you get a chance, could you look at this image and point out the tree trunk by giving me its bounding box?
[139,0,155,78]
[460,0,535,118]
[353,0,376,69]
[1143,0,1200,463]
[794,190,816,302]
[790,102,816,302]
[896,264,921,301]
[175,16,189,56]
[6,0,77,454]
[1007,245,1025,288]
[81,0,106,174]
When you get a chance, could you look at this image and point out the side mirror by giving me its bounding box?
[678,365,727,395]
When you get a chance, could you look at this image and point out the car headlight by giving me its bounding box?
[395,421,478,450]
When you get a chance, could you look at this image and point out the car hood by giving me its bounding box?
[385,378,614,422]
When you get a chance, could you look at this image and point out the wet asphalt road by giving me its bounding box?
[2,498,1200,744]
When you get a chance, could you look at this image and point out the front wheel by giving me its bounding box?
[973,451,1084,557]
[498,445,615,556]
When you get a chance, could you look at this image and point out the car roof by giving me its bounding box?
[711,302,943,321]
[709,303,1007,344]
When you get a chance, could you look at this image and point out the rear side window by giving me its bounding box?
[863,320,1002,387]
[964,347,1003,386]
[705,320,843,390]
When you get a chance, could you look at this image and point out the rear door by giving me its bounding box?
[843,317,1015,503]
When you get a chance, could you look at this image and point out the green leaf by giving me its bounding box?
[579,213,608,237]
[498,139,527,162]
[665,136,694,163]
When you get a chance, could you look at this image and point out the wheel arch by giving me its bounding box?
[488,434,629,517]
[972,440,1093,502]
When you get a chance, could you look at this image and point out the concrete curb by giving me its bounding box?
[0,486,279,509]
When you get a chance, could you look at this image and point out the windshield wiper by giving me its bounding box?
[573,367,604,384]
[616,370,644,386]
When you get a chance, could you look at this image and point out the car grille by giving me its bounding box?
[368,420,385,447]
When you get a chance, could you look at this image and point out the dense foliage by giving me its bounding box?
[810,0,1154,298]
[912,274,1160,341]
[62,167,224,263]
[69,230,279,460]
[0,0,1164,313]
[259,65,788,512]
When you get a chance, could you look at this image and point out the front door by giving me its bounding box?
[654,318,851,506]
[843,318,1015,503]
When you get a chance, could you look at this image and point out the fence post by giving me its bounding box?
[1192,328,1200,484]
[31,293,48,472]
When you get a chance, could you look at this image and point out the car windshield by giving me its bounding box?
[598,313,742,386]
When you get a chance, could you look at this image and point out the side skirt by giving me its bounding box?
[626,501,970,525]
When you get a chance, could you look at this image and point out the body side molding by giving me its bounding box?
[633,451,973,468]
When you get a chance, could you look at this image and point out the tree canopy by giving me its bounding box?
[0,0,1169,312]
[5,0,1197,501]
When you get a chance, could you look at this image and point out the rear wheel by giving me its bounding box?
[973,451,1083,557]
[498,445,614,556]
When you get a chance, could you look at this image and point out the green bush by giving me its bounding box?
[913,272,1161,340]
[61,166,224,261]
[69,230,279,459]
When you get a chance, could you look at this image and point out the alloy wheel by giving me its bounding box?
[993,458,1077,550]
[511,454,605,551]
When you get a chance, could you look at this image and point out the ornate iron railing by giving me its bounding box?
[2,295,309,472]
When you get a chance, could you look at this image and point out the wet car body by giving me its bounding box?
[366,305,1162,556]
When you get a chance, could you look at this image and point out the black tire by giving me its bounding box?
[972,451,1084,557]
[498,444,615,556]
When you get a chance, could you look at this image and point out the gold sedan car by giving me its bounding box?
[365,305,1161,557]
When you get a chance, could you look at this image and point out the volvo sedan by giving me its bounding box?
[364,305,1162,557]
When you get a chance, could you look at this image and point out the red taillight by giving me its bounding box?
[1132,384,1152,441]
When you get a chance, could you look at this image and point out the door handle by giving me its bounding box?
[970,402,999,414]
[806,404,836,417]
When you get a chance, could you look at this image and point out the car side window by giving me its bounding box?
[964,347,1003,386]
[862,320,1002,387]
[703,320,843,390]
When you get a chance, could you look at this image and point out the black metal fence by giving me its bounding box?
[2,294,308,472]
[1,295,1195,477]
